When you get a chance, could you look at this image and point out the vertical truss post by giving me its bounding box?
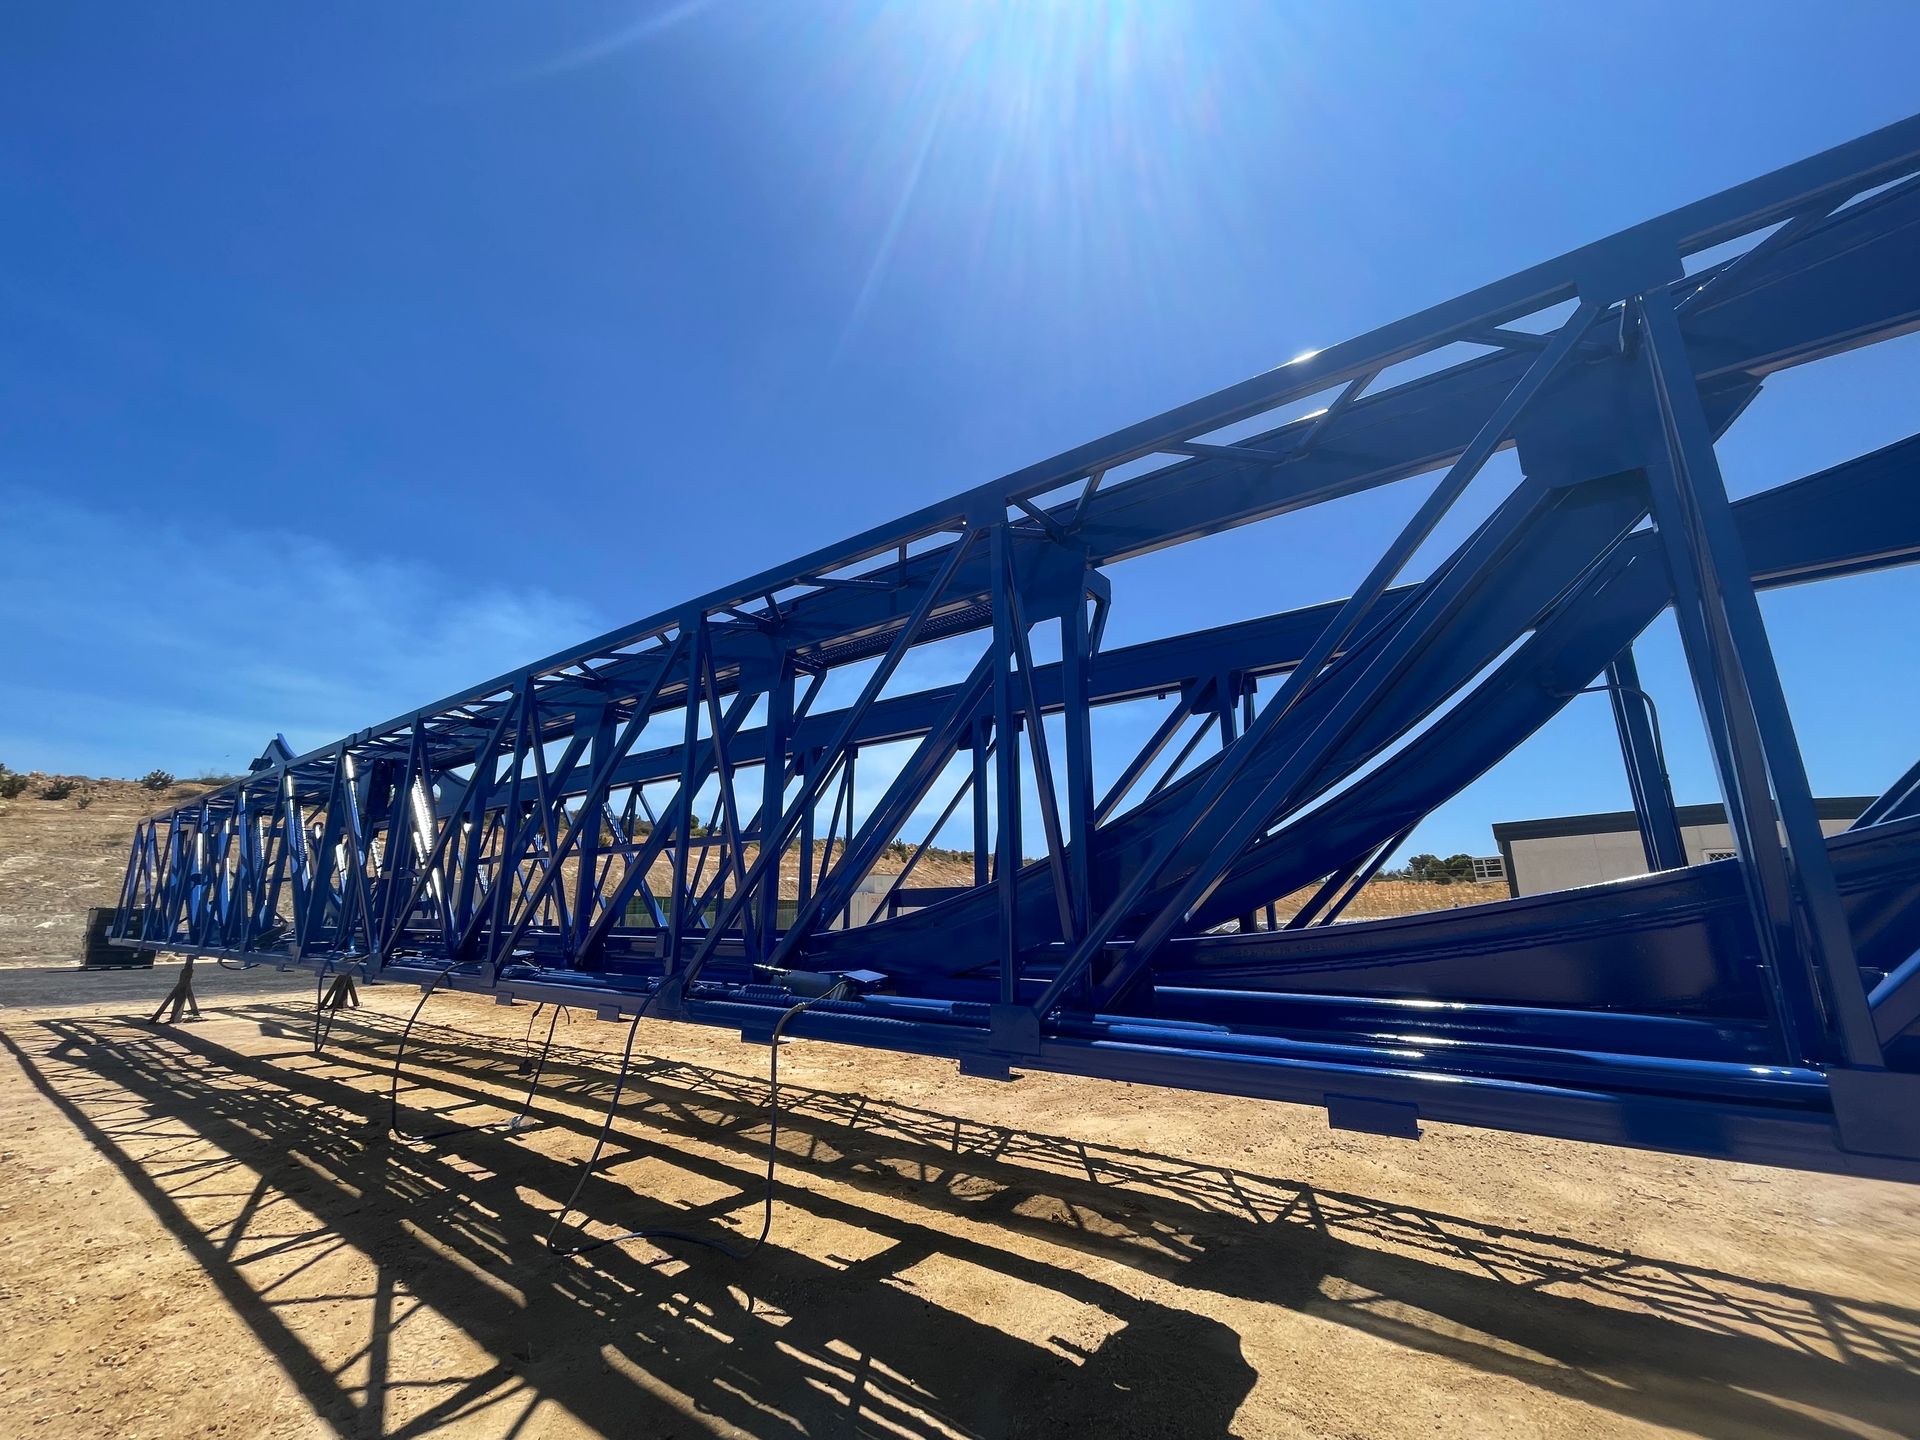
[237,794,267,948]
[664,617,706,969]
[202,812,232,947]
[570,705,610,955]
[809,756,854,921]
[164,813,194,944]
[112,821,144,938]
[836,751,857,915]
[339,753,380,956]
[469,694,538,968]
[374,731,427,960]
[453,695,530,953]
[298,756,348,960]
[526,718,593,946]
[758,662,794,959]
[261,787,291,950]
[697,641,754,947]
[281,780,312,956]
[1002,549,1076,942]
[1606,646,1686,872]
[971,720,992,888]
[989,524,1023,1003]
[1214,676,1259,933]
[796,748,816,911]
[189,807,216,944]
[350,763,391,950]
[1636,288,1880,1068]
[1060,588,1097,938]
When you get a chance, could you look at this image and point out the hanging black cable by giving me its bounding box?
[388,962,565,1142]
[544,980,850,1262]
[515,1000,571,1075]
[310,959,347,1054]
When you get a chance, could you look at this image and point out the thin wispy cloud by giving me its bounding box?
[0,490,607,777]
[522,0,717,81]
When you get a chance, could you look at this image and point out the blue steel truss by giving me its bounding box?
[114,114,1920,1181]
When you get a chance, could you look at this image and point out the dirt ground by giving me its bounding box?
[0,778,218,966]
[2,958,1918,1440]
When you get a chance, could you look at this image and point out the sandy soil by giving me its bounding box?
[2,958,1918,1440]
[0,773,1504,976]
[0,778,217,966]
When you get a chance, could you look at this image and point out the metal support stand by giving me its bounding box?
[320,970,360,1012]
[147,955,202,1025]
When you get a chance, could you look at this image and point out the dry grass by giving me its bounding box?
[0,771,1498,966]
[0,774,219,966]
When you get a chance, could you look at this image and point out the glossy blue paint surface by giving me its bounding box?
[113,115,1920,1179]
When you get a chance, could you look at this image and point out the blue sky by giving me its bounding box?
[3,2,1918,860]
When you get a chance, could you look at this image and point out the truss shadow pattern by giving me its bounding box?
[8,1001,1920,1437]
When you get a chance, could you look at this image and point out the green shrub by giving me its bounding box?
[139,769,176,791]
[0,773,26,799]
[41,777,77,800]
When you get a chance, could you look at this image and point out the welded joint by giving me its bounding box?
[1572,232,1685,310]
[651,974,690,1020]
[988,1002,1043,1056]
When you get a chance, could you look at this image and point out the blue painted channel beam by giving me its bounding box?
[111,114,1920,1180]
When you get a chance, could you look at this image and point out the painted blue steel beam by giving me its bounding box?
[806,434,1920,980]
[124,130,1920,812]
[503,420,1920,819]
[109,115,1920,1180]
[120,192,1920,971]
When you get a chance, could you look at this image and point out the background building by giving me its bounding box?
[1492,798,1872,897]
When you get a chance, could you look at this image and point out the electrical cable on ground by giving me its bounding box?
[543,980,851,1262]
[388,961,564,1142]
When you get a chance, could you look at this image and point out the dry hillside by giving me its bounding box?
[0,770,1504,967]
[0,773,221,965]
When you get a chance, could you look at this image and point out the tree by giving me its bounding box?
[1406,853,1443,884]
[1406,852,1477,885]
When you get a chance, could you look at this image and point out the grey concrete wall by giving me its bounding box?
[1508,817,1856,896]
